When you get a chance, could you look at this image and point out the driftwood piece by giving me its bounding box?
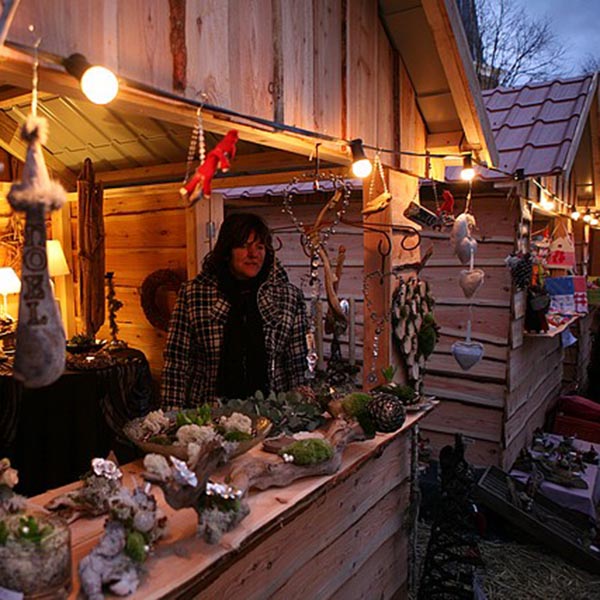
[78,158,105,338]
[324,245,347,335]
[228,418,365,495]
[317,246,347,325]
[7,115,66,388]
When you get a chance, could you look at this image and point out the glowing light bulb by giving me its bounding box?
[460,155,475,181]
[591,217,599,226]
[583,211,592,223]
[352,158,372,178]
[571,208,580,221]
[81,66,119,104]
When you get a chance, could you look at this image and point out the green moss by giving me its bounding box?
[125,530,147,562]
[374,383,416,404]
[280,439,334,466]
[341,392,372,418]
[223,430,253,442]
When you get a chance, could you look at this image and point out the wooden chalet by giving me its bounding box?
[0,1,501,597]
[419,74,600,470]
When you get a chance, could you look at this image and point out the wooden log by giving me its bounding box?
[77,158,105,337]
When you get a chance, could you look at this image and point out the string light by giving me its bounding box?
[349,139,373,178]
[570,207,581,220]
[460,155,475,181]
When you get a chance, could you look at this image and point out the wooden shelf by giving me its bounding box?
[524,315,580,338]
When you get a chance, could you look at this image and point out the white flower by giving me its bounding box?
[141,410,170,436]
[143,454,171,481]
[176,424,220,446]
[219,412,252,435]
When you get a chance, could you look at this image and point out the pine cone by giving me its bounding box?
[368,393,406,433]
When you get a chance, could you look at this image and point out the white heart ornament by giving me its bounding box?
[451,340,484,371]
[456,237,477,265]
[459,268,485,298]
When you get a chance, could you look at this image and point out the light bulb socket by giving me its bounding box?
[63,53,91,80]
[349,138,367,163]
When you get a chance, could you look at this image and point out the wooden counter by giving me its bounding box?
[33,408,434,599]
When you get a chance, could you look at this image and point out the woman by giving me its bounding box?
[161,213,308,409]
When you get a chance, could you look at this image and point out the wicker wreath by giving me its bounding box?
[140,269,185,331]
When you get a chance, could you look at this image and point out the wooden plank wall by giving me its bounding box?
[68,183,187,380]
[197,431,412,599]
[417,190,518,467]
[9,0,395,156]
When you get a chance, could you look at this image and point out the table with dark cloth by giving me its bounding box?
[0,347,156,496]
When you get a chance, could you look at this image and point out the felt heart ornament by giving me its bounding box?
[451,340,484,371]
[459,268,485,298]
[456,237,478,265]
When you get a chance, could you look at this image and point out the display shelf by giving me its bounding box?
[524,314,581,338]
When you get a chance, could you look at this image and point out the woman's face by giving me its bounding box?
[229,231,266,280]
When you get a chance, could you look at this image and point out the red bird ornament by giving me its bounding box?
[180,129,239,204]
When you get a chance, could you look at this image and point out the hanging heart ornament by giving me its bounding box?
[459,268,485,298]
[451,340,484,371]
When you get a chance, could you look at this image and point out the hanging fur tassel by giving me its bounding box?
[7,114,67,388]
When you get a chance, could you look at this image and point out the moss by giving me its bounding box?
[125,530,147,562]
[280,439,334,466]
[223,430,253,442]
[341,392,372,418]
[374,383,416,404]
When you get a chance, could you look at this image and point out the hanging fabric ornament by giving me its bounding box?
[362,152,392,216]
[451,314,484,371]
[451,212,477,265]
[7,45,67,388]
[459,247,485,298]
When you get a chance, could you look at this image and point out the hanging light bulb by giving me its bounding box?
[63,53,119,104]
[591,215,599,227]
[349,139,372,178]
[583,209,592,223]
[570,206,581,220]
[460,155,475,181]
[540,192,555,211]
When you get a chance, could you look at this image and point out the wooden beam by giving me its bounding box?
[0,0,20,47]
[426,130,463,155]
[0,47,351,167]
[97,151,326,187]
[420,0,498,167]
[0,111,78,190]
[589,88,600,208]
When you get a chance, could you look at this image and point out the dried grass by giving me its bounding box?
[410,522,600,600]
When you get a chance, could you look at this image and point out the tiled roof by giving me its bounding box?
[447,74,597,182]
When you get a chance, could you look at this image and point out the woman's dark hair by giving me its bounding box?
[203,213,274,275]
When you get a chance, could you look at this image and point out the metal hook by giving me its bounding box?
[273,235,283,252]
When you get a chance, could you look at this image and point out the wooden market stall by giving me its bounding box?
[418,74,600,470]
[0,1,499,598]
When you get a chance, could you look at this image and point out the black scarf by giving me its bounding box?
[215,266,269,399]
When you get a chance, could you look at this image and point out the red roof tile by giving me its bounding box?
[447,75,597,182]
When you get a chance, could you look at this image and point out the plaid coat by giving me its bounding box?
[161,260,308,409]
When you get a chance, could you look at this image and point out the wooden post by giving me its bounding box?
[362,171,392,390]
[77,159,105,338]
[185,192,224,279]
